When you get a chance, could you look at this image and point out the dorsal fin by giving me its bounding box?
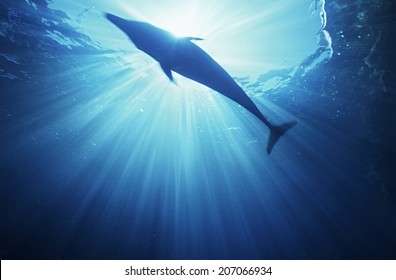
[180,37,204,42]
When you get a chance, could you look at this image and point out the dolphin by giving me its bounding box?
[106,13,296,154]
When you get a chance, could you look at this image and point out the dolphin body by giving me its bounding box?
[106,13,296,154]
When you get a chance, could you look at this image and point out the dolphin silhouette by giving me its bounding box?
[106,13,296,154]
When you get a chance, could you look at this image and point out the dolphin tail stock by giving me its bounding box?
[266,121,297,154]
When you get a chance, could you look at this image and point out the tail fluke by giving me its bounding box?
[267,121,297,154]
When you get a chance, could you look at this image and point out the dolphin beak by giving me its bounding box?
[105,13,127,28]
[105,13,118,24]
[105,13,130,36]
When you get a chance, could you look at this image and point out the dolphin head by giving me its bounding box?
[106,13,136,36]
[105,13,148,46]
[105,13,176,50]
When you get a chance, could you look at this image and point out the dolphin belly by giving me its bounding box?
[171,42,272,127]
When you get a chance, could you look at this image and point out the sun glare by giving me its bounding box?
[158,15,195,37]
[151,6,208,38]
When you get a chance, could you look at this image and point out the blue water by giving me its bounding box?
[0,0,395,259]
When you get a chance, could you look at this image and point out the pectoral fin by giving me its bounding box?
[160,63,174,82]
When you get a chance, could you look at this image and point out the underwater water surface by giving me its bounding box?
[0,0,395,259]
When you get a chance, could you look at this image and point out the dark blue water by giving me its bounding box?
[1,0,395,259]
